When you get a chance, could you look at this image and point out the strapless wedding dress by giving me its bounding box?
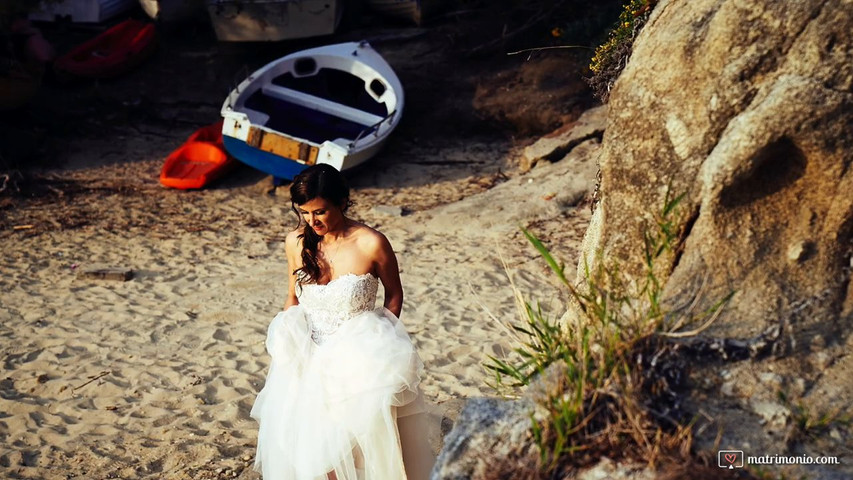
[251,273,433,480]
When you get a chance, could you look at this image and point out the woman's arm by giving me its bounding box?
[373,233,404,317]
[283,230,301,311]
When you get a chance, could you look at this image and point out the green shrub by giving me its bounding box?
[486,189,726,471]
[587,0,658,102]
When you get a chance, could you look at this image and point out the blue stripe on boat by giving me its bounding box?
[222,135,310,181]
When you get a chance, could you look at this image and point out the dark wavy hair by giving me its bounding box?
[290,164,353,284]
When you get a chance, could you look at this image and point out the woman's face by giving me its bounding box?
[296,197,345,236]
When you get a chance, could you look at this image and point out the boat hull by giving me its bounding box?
[29,0,136,23]
[220,41,403,179]
[140,0,205,22]
[207,0,344,42]
[160,121,236,189]
[222,136,312,180]
[221,134,386,180]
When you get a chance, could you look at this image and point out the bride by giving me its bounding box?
[250,164,435,480]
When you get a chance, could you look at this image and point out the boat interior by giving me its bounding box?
[242,67,391,145]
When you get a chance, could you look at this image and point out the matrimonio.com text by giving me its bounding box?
[718,450,841,469]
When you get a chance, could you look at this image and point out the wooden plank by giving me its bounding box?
[78,267,134,281]
[247,127,318,164]
[246,127,264,147]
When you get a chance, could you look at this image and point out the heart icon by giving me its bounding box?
[724,453,737,464]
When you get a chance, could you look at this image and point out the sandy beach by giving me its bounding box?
[0,134,599,479]
[0,8,602,479]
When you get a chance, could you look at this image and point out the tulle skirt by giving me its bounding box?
[251,305,434,480]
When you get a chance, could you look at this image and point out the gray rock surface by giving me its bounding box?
[430,397,541,480]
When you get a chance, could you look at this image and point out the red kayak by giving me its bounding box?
[54,19,157,79]
[160,121,237,190]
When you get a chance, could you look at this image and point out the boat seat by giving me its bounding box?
[240,107,270,126]
[244,88,383,145]
[261,84,383,126]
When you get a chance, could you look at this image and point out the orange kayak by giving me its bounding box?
[160,121,236,189]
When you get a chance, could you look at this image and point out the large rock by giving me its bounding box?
[577,0,852,477]
[430,397,541,480]
[583,0,852,353]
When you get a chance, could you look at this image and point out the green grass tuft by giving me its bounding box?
[485,187,729,471]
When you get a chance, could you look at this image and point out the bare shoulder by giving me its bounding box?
[285,229,303,256]
[351,223,391,252]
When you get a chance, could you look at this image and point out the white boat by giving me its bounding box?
[207,0,344,42]
[29,0,135,23]
[140,0,205,22]
[220,41,403,179]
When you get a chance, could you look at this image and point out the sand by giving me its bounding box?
[0,127,599,479]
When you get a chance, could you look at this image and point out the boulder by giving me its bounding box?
[581,0,852,325]
[576,0,852,477]
[430,397,541,480]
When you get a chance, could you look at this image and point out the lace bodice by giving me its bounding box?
[297,272,379,344]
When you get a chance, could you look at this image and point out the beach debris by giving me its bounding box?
[0,174,13,193]
[71,370,110,392]
[78,266,133,281]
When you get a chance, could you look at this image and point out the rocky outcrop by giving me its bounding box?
[577,0,853,477]
[582,0,852,327]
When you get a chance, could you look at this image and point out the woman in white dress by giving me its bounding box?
[251,164,435,480]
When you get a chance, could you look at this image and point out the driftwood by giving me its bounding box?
[77,266,134,281]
